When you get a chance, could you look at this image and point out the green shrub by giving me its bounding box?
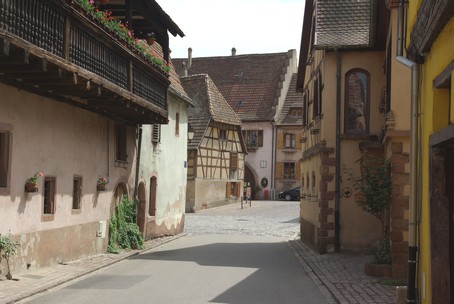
[0,234,19,280]
[107,196,143,253]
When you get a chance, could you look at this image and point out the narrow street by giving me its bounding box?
[22,200,331,304]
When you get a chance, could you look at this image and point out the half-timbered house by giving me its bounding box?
[174,49,298,200]
[0,0,183,274]
[181,74,246,212]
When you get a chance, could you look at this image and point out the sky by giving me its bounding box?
[159,0,305,60]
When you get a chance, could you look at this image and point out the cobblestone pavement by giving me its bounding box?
[185,200,300,238]
[1,200,398,304]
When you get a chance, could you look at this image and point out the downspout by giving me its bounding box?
[271,123,276,199]
[334,48,341,252]
[396,2,419,302]
[133,124,143,208]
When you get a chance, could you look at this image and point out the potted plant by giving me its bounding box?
[25,171,43,192]
[0,233,19,280]
[145,32,156,45]
[97,176,109,191]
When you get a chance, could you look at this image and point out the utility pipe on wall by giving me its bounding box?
[334,48,341,252]
[396,1,420,302]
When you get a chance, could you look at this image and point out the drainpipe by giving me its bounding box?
[334,48,341,252]
[133,124,143,209]
[396,2,419,302]
[271,122,276,199]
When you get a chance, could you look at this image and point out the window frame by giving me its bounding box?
[283,162,296,180]
[42,176,56,220]
[284,133,296,149]
[344,68,370,134]
[0,126,12,191]
[242,130,264,148]
[72,176,82,211]
[175,112,180,136]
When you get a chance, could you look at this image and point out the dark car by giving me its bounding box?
[278,187,301,201]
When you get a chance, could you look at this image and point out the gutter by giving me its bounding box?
[396,2,420,303]
[334,49,341,252]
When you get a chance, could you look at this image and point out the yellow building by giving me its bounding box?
[403,1,454,303]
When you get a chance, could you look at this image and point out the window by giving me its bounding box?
[149,176,157,216]
[283,162,295,179]
[219,129,227,141]
[230,153,238,179]
[0,131,10,188]
[313,70,323,118]
[302,90,308,127]
[72,176,82,210]
[284,134,296,148]
[345,69,370,134]
[151,124,161,143]
[43,177,56,215]
[175,112,180,136]
[242,130,263,148]
[290,107,303,117]
[115,124,127,162]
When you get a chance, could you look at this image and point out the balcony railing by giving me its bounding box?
[0,0,169,124]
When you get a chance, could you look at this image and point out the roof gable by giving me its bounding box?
[181,74,241,149]
[276,74,303,125]
[174,51,295,122]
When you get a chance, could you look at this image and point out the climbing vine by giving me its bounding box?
[108,196,144,253]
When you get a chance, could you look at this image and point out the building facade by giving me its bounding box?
[0,0,184,274]
[403,0,454,302]
[182,74,246,212]
[174,49,298,200]
[297,0,388,253]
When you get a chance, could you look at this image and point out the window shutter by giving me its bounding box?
[152,124,161,143]
[258,130,264,147]
[226,182,231,197]
[296,162,301,182]
[277,132,284,149]
[230,153,238,170]
[275,162,283,179]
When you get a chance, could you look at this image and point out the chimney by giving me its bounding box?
[184,47,193,77]
[231,47,236,56]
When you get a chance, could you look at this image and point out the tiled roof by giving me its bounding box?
[181,74,241,149]
[315,0,377,49]
[276,74,303,125]
[174,51,293,122]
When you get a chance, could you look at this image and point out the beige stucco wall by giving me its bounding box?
[243,121,273,197]
[0,83,137,272]
[300,49,386,251]
[138,92,188,238]
[192,179,240,211]
[275,126,302,192]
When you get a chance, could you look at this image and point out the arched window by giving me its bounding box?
[345,69,370,134]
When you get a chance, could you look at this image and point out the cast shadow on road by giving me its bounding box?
[130,240,327,304]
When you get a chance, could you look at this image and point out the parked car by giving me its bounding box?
[278,187,301,201]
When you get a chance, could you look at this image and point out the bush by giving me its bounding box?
[108,196,144,253]
[372,239,392,265]
[0,234,19,280]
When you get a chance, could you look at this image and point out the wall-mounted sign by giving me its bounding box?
[260,160,267,168]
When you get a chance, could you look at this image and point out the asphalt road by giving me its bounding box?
[24,200,330,304]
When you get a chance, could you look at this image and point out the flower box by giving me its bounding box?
[25,182,38,193]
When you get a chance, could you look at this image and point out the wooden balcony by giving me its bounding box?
[0,0,183,124]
